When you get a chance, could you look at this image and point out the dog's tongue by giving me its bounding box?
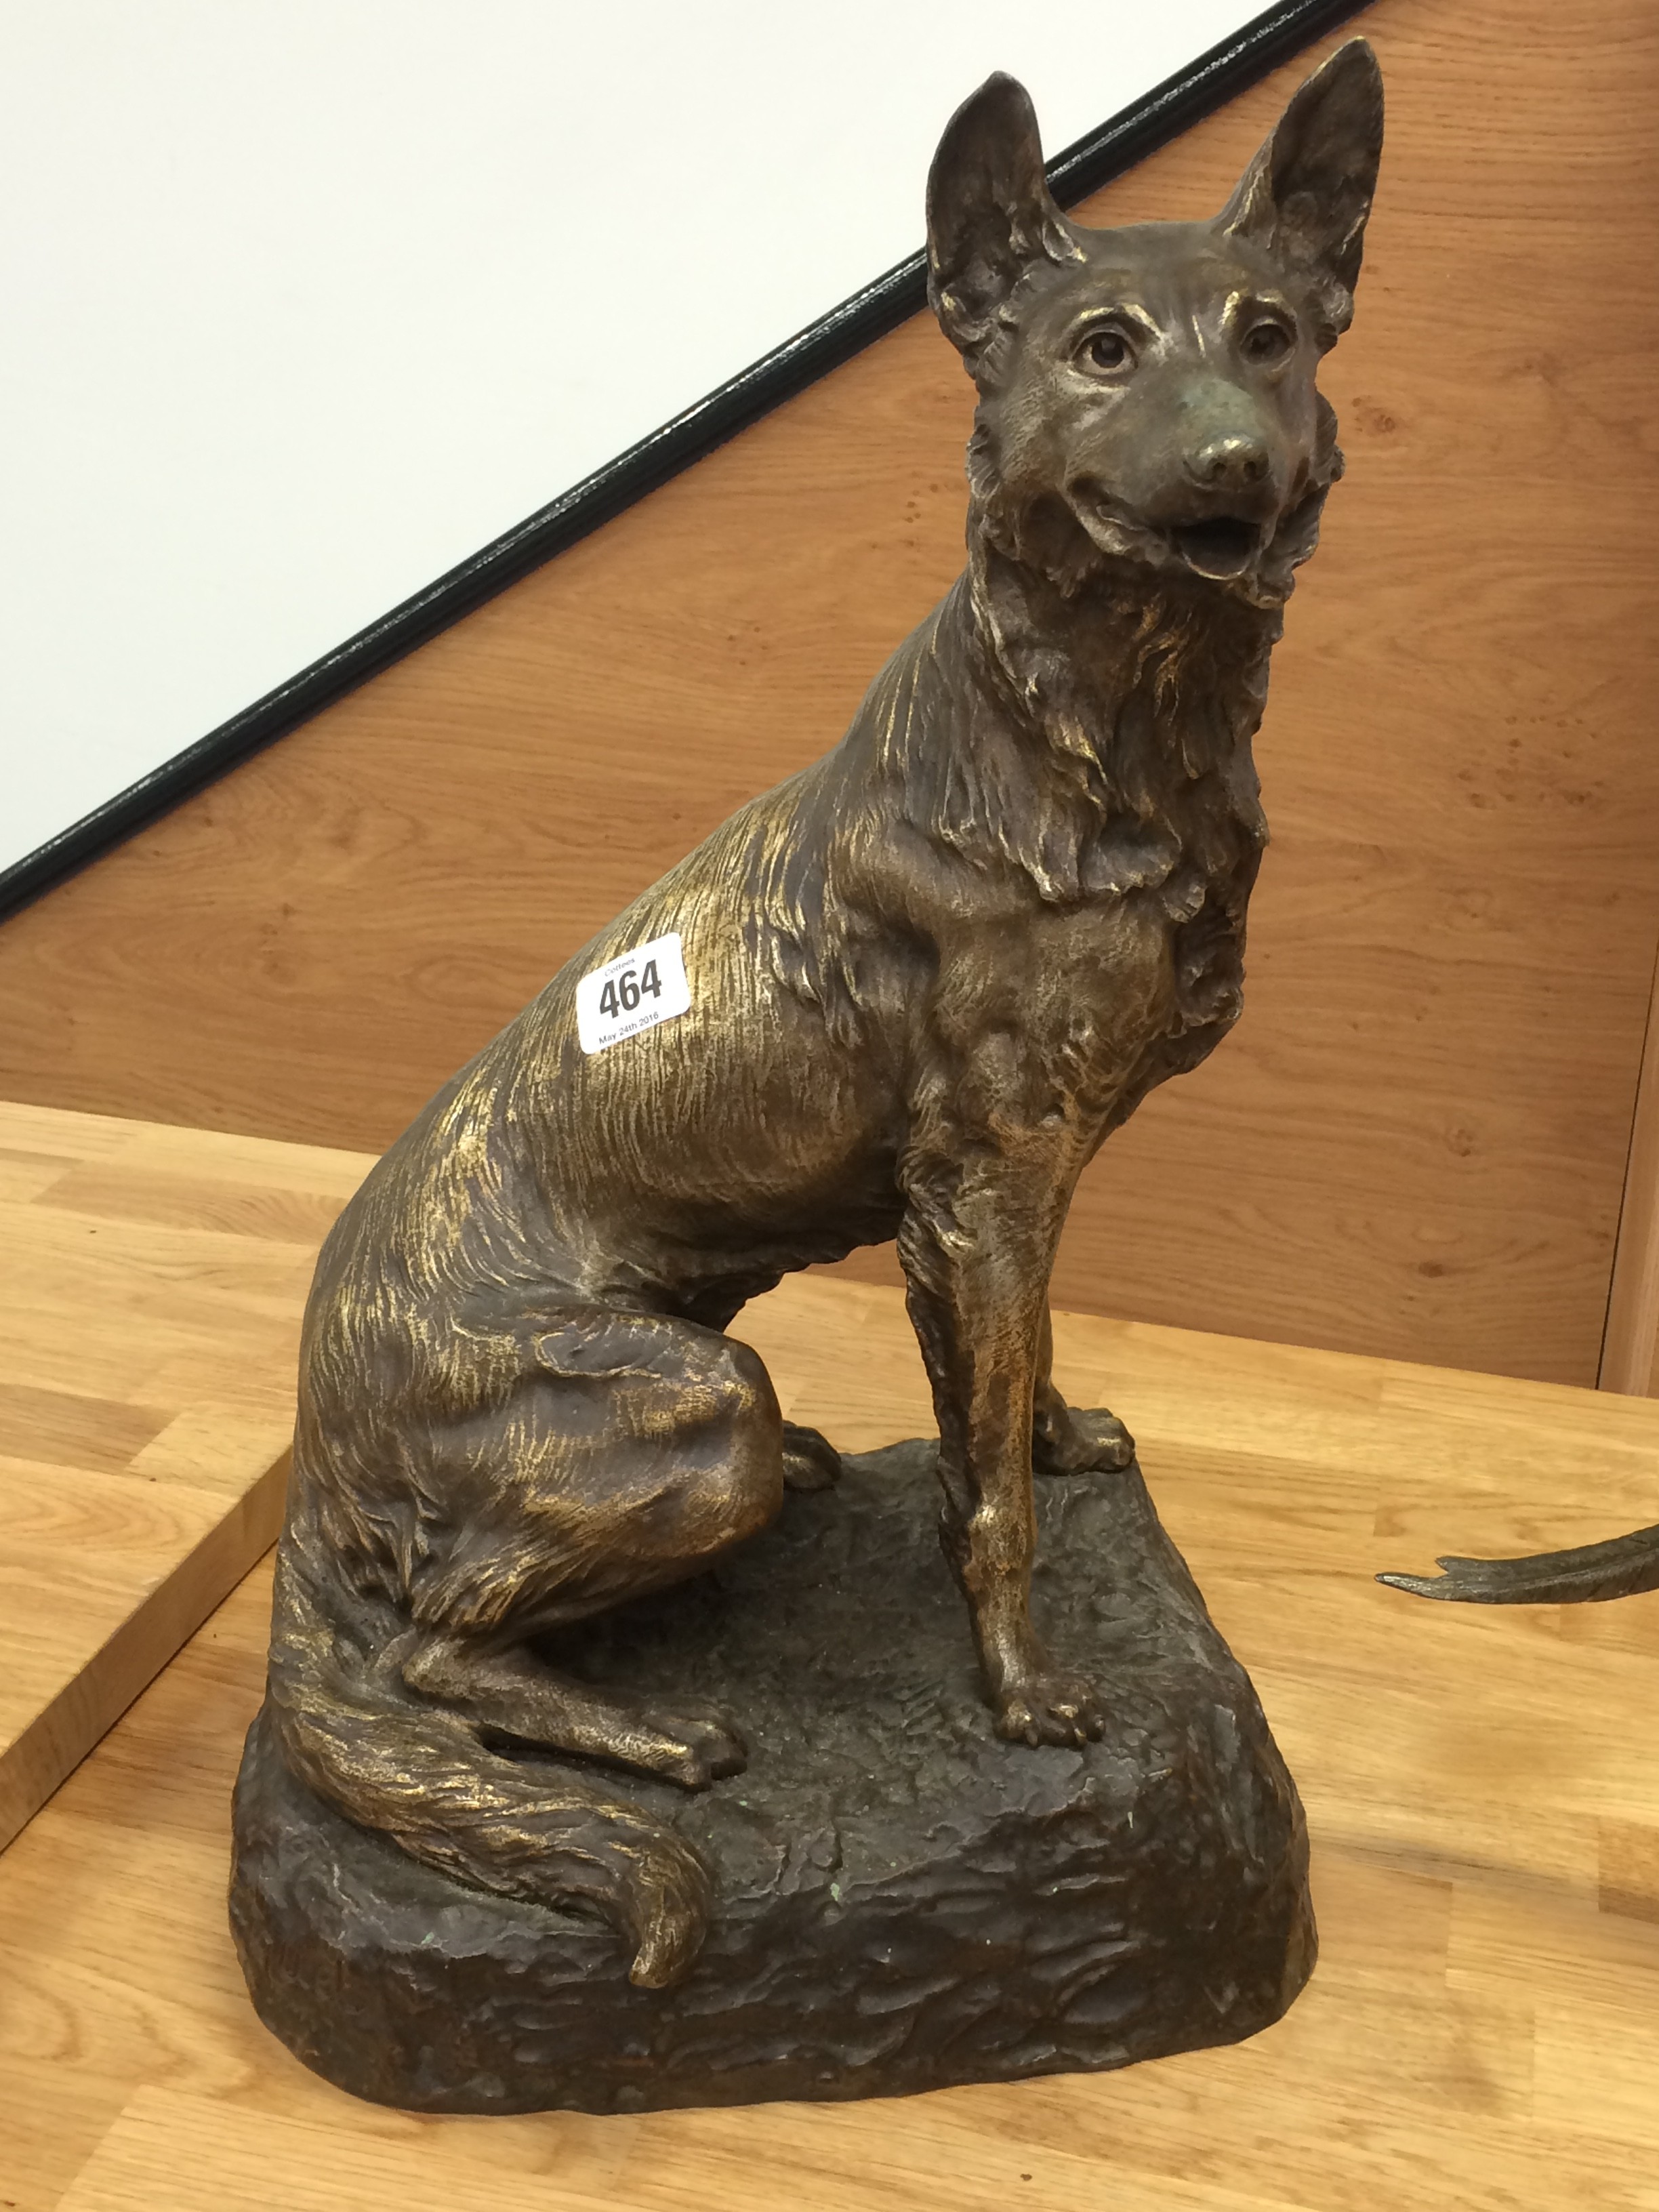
[1172,517,1259,579]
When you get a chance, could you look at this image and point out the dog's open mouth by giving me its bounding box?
[1169,516,1261,580]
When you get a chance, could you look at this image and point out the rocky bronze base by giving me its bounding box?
[230,1439,1314,2114]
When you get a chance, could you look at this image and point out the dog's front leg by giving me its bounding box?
[899,1161,1104,1748]
[1032,1305,1136,1475]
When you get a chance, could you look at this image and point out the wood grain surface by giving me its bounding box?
[3,1268,1656,2209]
[0,1102,369,1850]
[1602,946,1659,1395]
[1,0,1656,1388]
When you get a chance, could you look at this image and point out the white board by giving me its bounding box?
[0,0,1288,880]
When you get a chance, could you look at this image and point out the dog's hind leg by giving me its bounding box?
[276,1300,786,1983]
[1031,1305,1136,1475]
[394,1303,787,1788]
[781,1420,842,1491]
[403,1639,752,1788]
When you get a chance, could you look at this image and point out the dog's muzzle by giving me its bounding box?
[1166,515,1263,581]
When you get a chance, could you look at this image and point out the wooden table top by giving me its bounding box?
[3,1255,1656,2209]
[0,1101,370,1850]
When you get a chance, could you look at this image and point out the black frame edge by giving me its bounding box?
[1,0,1370,922]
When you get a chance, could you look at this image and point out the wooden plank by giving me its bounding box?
[1,0,1658,1389]
[1601,945,1659,1395]
[3,1269,1658,2209]
[0,1102,370,1849]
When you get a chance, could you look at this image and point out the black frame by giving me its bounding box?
[1,0,1369,921]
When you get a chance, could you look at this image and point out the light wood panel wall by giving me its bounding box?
[1601,948,1659,1395]
[2,0,1658,1386]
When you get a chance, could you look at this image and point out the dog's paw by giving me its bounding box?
[1036,1406,1136,1477]
[781,1420,842,1492]
[640,1702,749,1790]
[994,1669,1107,1748]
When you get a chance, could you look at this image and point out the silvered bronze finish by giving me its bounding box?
[236,44,1383,2106]
[1380,1523,1659,1605]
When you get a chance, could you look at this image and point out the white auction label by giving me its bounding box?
[576,931,691,1054]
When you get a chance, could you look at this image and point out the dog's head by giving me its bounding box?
[927,43,1382,603]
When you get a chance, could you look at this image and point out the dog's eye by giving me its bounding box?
[1242,320,1293,365]
[1077,327,1133,374]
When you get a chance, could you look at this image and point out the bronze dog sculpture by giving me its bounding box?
[265,44,1384,1991]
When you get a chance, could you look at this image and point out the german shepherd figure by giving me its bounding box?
[266,45,1384,1988]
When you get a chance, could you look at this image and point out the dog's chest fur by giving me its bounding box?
[869,548,1273,1128]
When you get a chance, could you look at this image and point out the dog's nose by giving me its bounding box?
[1187,433,1271,491]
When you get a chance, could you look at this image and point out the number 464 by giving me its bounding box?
[598,960,662,1020]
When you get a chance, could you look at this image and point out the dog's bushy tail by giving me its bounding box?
[1378,1519,1659,1606]
[264,1562,710,1989]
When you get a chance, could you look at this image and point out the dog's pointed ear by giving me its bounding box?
[927,73,1077,359]
[1218,40,1383,343]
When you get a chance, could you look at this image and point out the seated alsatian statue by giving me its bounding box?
[266,44,1384,1988]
